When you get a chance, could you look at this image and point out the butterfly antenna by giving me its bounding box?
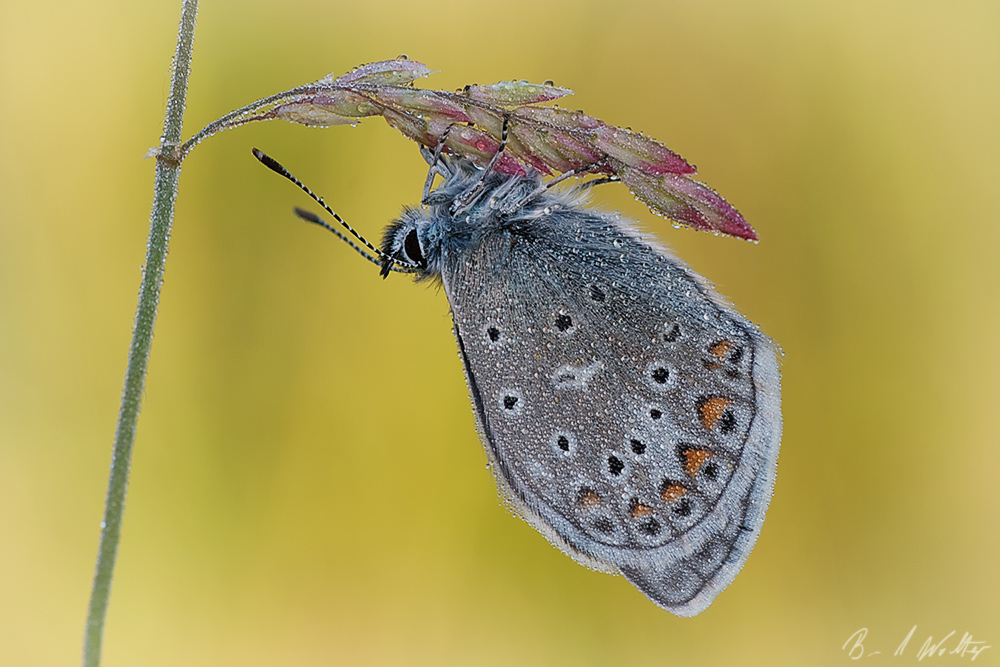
[291,208,413,273]
[252,148,419,271]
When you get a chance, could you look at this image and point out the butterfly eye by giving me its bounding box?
[403,228,425,266]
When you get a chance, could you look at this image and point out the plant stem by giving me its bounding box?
[178,83,316,158]
[83,2,199,666]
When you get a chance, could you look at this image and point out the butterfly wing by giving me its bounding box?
[440,205,781,616]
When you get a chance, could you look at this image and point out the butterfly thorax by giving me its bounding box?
[381,158,601,282]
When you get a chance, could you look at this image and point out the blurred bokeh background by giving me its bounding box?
[1,1,997,665]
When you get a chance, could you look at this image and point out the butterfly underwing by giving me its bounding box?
[375,150,783,616]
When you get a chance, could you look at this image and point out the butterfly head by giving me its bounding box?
[380,208,434,279]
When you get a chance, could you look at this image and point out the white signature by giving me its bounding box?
[843,627,991,661]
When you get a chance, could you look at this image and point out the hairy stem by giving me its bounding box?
[83,1,199,665]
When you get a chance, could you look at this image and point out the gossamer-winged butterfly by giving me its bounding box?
[253,129,781,616]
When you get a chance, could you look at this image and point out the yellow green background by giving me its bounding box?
[2,1,997,665]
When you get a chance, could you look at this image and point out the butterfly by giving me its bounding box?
[253,135,781,616]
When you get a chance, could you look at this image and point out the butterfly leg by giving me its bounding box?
[422,124,458,203]
[499,157,615,215]
[450,114,511,214]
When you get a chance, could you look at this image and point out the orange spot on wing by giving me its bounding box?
[660,484,687,504]
[709,340,733,361]
[699,396,732,430]
[578,490,601,508]
[684,448,714,477]
[629,501,654,519]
